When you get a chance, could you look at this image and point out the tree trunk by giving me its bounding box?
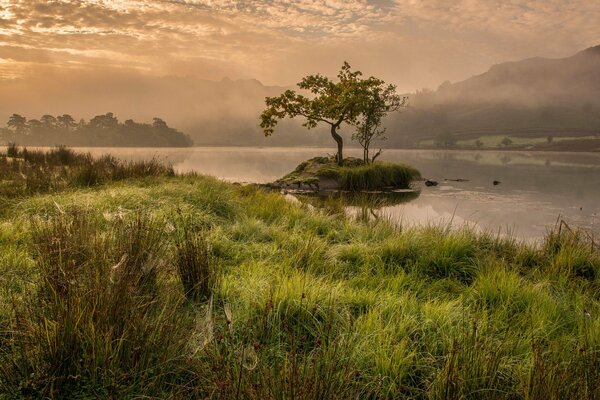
[372,148,382,162]
[330,125,344,166]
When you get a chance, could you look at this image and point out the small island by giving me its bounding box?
[260,62,420,194]
[269,156,420,192]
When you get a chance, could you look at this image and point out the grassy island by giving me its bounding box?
[1,147,600,399]
[275,156,421,191]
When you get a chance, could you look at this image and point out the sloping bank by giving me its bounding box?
[1,171,600,398]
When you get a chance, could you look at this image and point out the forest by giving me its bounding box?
[0,112,193,147]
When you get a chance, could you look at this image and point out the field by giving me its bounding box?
[1,147,600,399]
[419,134,600,150]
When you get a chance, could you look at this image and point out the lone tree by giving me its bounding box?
[500,137,513,148]
[260,62,388,166]
[353,85,405,163]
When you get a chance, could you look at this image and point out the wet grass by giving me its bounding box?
[0,147,599,398]
[337,161,421,190]
[0,144,174,199]
[280,156,421,190]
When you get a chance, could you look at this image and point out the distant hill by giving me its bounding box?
[386,45,600,148]
[1,46,599,149]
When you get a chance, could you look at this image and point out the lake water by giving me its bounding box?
[78,147,600,241]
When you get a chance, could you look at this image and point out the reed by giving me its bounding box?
[1,148,599,398]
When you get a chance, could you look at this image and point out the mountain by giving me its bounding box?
[1,45,599,148]
[385,45,600,147]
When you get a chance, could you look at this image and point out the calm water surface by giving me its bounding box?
[78,147,600,241]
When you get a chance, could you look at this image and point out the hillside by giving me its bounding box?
[386,45,600,148]
[1,147,599,398]
[1,46,599,149]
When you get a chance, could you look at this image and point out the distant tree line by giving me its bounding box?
[0,113,193,147]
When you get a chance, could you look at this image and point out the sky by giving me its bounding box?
[0,0,599,92]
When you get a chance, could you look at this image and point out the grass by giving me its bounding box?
[1,147,600,398]
[419,134,600,149]
[279,156,421,191]
[0,144,174,200]
[336,161,421,191]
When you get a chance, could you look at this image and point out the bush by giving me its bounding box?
[339,162,421,190]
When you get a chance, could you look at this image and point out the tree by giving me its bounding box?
[353,85,405,163]
[546,136,553,144]
[26,119,43,135]
[57,114,76,130]
[152,117,168,130]
[7,114,27,134]
[435,131,456,148]
[89,112,118,130]
[260,62,383,166]
[40,115,57,130]
[475,139,484,148]
[500,137,513,148]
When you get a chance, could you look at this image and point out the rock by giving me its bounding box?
[425,180,439,187]
[493,180,501,185]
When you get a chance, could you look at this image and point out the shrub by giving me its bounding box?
[339,162,421,191]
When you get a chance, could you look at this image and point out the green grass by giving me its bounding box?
[419,134,600,149]
[0,144,174,200]
[280,156,421,191]
[337,161,421,191]
[1,147,600,398]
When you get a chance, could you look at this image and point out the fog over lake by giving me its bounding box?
[76,147,600,241]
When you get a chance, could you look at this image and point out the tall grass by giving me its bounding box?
[1,148,600,398]
[0,145,174,198]
[0,209,196,398]
[283,157,421,191]
[174,213,217,302]
[337,161,421,190]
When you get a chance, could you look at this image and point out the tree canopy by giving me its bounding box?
[1,113,192,147]
[260,62,400,165]
[353,84,406,163]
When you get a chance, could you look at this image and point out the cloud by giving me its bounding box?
[0,0,597,89]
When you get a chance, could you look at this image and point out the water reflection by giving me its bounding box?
[299,190,420,209]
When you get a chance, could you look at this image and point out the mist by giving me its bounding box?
[2,45,599,148]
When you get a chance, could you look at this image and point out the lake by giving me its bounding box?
[77,147,600,241]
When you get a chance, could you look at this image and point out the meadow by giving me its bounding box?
[418,134,600,150]
[0,146,599,399]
